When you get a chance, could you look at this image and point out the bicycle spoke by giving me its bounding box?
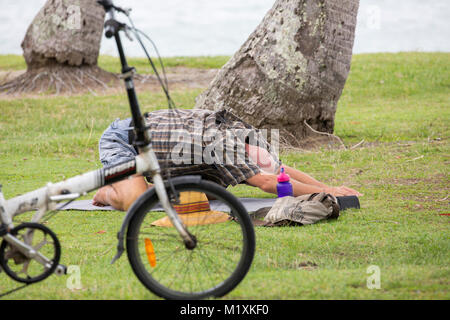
[196,249,220,290]
[33,238,49,252]
[126,183,254,299]
[196,247,234,276]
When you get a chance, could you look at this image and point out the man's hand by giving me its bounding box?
[324,186,363,197]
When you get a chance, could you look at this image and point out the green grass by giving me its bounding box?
[100,55,230,73]
[0,52,449,299]
[335,52,450,143]
[0,54,229,73]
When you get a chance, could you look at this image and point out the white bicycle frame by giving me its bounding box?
[0,144,193,270]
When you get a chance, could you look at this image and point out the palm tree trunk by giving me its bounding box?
[1,0,115,94]
[22,0,105,68]
[195,0,360,147]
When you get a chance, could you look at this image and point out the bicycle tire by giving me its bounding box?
[126,180,255,299]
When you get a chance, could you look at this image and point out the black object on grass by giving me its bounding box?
[337,196,360,210]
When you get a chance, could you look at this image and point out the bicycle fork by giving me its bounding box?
[137,146,197,250]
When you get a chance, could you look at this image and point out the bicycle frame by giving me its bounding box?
[0,157,151,226]
[0,1,196,269]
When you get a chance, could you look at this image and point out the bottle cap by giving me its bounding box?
[277,167,290,182]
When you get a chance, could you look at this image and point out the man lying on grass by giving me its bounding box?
[93,109,362,211]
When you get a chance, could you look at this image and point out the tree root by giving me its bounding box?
[276,121,349,151]
[0,65,118,95]
[303,120,347,150]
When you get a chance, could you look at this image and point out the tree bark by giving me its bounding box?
[1,0,116,94]
[195,0,360,147]
[22,0,105,68]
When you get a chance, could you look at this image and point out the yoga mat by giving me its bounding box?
[56,198,277,213]
[57,196,359,212]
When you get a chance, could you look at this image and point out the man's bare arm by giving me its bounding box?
[245,145,361,196]
[282,165,328,188]
[246,173,323,196]
[246,173,362,197]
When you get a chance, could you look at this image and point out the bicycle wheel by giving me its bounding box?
[126,180,255,299]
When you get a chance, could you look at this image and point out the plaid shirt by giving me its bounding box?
[103,109,280,187]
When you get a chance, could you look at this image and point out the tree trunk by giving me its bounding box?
[1,0,116,94]
[195,0,360,148]
[22,0,105,68]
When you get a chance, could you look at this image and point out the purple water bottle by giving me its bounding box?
[277,166,293,198]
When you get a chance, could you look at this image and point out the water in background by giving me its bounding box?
[0,0,449,57]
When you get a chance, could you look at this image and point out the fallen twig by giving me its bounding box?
[406,155,424,162]
[350,139,365,149]
[369,220,399,224]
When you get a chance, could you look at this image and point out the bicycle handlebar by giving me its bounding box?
[104,19,117,38]
[97,0,114,11]
[98,0,129,38]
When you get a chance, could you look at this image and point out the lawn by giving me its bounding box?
[0,52,448,299]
